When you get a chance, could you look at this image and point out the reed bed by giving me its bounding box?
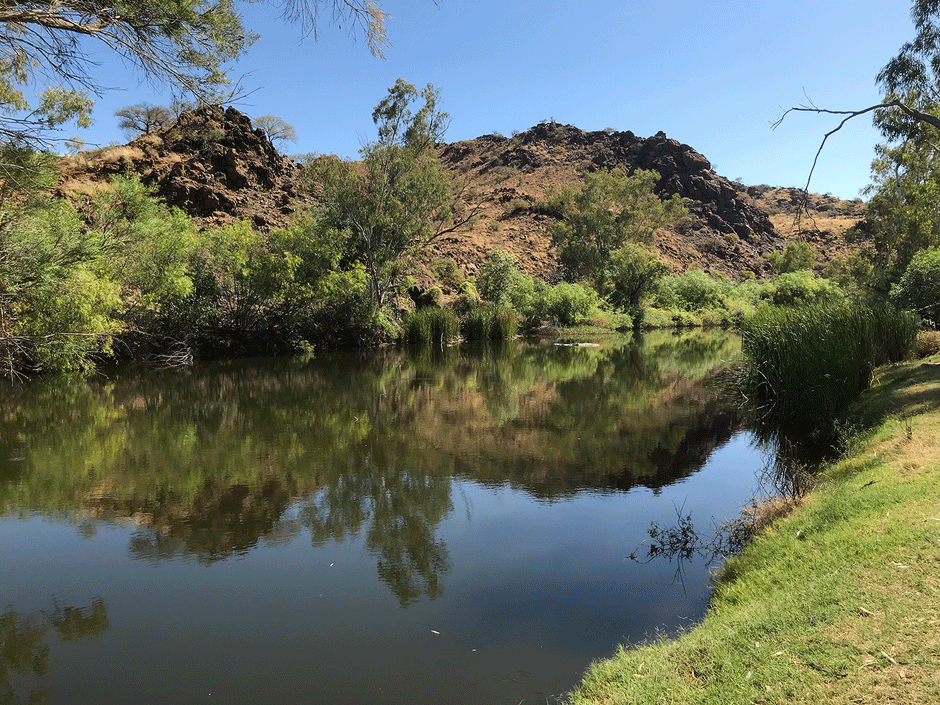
[728,300,916,450]
[461,305,518,341]
[401,307,459,347]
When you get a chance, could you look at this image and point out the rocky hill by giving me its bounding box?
[58,106,300,231]
[57,107,866,283]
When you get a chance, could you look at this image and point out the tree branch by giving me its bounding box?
[772,96,940,228]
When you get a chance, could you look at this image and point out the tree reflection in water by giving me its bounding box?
[0,600,109,705]
[0,331,744,608]
[302,458,452,606]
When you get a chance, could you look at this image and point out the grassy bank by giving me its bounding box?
[568,358,940,705]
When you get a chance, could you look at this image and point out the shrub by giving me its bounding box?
[429,257,465,291]
[546,282,599,325]
[606,243,669,318]
[477,249,534,309]
[656,270,725,311]
[890,245,940,325]
[765,241,816,275]
[638,307,671,329]
[762,270,842,307]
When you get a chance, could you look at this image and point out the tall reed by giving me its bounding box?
[402,307,459,347]
[461,305,519,341]
[729,300,916,451]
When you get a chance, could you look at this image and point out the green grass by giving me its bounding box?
[567,359,940,705]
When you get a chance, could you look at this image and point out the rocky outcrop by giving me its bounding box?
[64,105,300,231]
[437,122,791,279]
[527,123,781,248]
[57,109,855,280]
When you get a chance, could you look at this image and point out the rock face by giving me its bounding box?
[524,123,776,244]
[63,105,300,231]
[435,122,791,280]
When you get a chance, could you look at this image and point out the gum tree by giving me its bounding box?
[306,79,473,309]
[0,0,394,143]
[543,167,685,307]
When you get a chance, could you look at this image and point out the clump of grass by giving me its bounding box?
[401,307,459,346]
[461,305,518,340]
[727,300,916,453]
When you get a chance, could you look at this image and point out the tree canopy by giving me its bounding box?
[543,168,685,295]
[305,79,472,308]
[116,103,173,138]
[0,0,393,143]
[254,115,298,148]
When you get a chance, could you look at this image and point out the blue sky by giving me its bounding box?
[73,1,913,199]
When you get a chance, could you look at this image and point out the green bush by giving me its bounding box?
[890,245,940,325]
[545,282,599,325]
[402,307,459,346]
[477,249,534,309]
[524,281,599,326]
[655,270,726,311]
[765,241,816,275]
[606,243,669,318]
[761,270,843,307]
[429,257,465,291]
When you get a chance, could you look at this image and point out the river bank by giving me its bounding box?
[568,357,940,705]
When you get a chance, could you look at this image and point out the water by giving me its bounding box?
[0,330,766,705]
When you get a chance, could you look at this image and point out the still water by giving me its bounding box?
[1,330,766,705]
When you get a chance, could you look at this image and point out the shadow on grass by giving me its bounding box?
[851,360,940,430]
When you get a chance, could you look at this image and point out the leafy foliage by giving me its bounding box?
[878,1,940,110]
[606,242,669,319]
[760,269,843,307]
[654,270,727,312]
[476,248,532,309]
[304,79,467,309]
[765,242,816,275]
[0,147,119,374]
[254,115,298,148]
[855,101,940,294]
[0,0,392,142]
[544,167,685,292]
[890,245,940,323]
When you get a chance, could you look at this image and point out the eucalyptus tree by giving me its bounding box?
[0,0,394,143]
[306,79,473,309]
[777,1,940,193]
[542,167,685,311]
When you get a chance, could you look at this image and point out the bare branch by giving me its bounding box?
[771,96,940,229]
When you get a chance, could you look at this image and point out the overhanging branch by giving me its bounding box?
[772,96,940,228]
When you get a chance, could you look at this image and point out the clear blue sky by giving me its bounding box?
[73,1,914,200]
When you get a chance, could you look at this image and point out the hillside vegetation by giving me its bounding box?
[56,107,864,285]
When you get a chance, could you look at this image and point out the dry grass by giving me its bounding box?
[916,330,940,358]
